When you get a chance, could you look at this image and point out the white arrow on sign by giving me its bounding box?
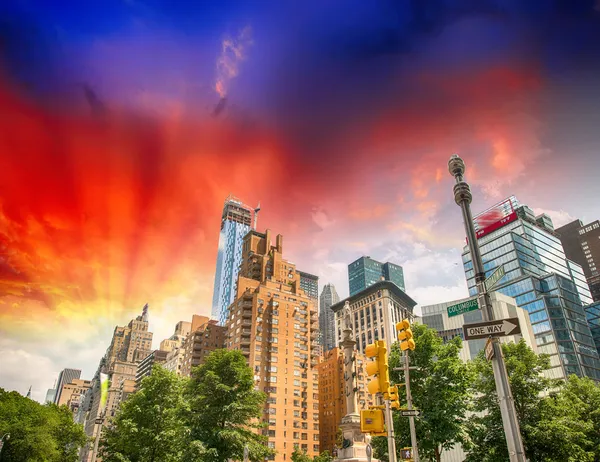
[502,319,519,335]
[463,317,521,340]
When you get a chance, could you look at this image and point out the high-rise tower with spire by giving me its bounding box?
[211,195,260,326]
[319,283,340,352]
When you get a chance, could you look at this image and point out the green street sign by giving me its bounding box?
[485,265,506,292]
[447,298,479,318]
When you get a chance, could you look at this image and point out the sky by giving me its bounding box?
[1,0,600,402]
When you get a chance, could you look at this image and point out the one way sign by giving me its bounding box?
[463,317,521,340]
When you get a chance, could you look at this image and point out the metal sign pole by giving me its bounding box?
[448,154,526,462]
[403,351,419,462]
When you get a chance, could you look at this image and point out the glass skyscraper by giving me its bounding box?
[586,302,600,356]
[298,271,319,301]
[348,256,405,296]
[462,196,600,380]
[319,283,340,352]
[211,195,256,326]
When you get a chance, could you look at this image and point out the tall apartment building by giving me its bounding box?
[80,305,153,462]
[57,379,92,414]
[316,347,375,453]
[348,256,405,296]
[556,219,600,302]
[181,315,226,377]
[462,196,600,380]
[161,321,192,376]
[298,271,319,301]
[53,368,81,404]
[330,281,417,355]
[135,350,169,388]
[212,195,259,326]
[319,284,340,352]
[225,229,320,462]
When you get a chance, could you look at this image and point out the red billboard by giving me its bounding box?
[468,196,519,242]
[475,211,517,239]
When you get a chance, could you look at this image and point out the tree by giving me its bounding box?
[291,447,312,462]
[0,388,87,462]
[313,450,334,462]
[185,349,275,462]
[464,339,593,462]
[51,404,89,462]
[99,365,188,462]
[531,375,600,461]
[372,323,473,462]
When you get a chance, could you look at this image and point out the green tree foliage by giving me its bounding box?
[313,450,334,462]
[185,349,275,462]
[0,388,87,462]
[465,339,597,462]
[99,365,188,462]
[372,323,473,462]
[291,447,312,462]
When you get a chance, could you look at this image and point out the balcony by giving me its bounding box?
[242,309,253,319]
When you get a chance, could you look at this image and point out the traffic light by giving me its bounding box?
[388,385,401,410]
[396,319,416,351]
[400,447,413,461]
[364,340,390,396]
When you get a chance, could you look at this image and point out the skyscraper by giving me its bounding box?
[225,229,320,461]
[586,302,600,356]
[80,305,153,462]
[461,196,600,380]
[53,368,81,404]
[319,283,340,352]
[298,271,319,301]
[348,256,405,296]
[211,195,258,326]
[330,281,417,355]
[556,219,600,302]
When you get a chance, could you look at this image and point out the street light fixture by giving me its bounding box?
[0,433,10,456]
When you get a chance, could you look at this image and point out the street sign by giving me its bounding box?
[400,409,421,417]
[485,265,505,292]
[485,337,495,361]
[463,317,521,341]
[447,298,479,318]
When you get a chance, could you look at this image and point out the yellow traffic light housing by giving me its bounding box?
[364,340,390,396]
[360,409,385,434]
[396,319,416,351]
[388,385,401,410]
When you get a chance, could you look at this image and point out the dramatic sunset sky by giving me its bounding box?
[1,0,600,401]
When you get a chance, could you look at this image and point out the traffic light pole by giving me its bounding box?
[448,154,526,462]
[403,351,419,462]
[384,398,397,462]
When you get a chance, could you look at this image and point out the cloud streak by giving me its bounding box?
[215,25,253,98]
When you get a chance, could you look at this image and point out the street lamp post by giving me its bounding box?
[0,433,10,457]
[448,154,526,462]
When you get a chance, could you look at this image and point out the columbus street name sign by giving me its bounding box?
[447,298,479,318]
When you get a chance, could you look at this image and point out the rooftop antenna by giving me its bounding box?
[253,201,261,230]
